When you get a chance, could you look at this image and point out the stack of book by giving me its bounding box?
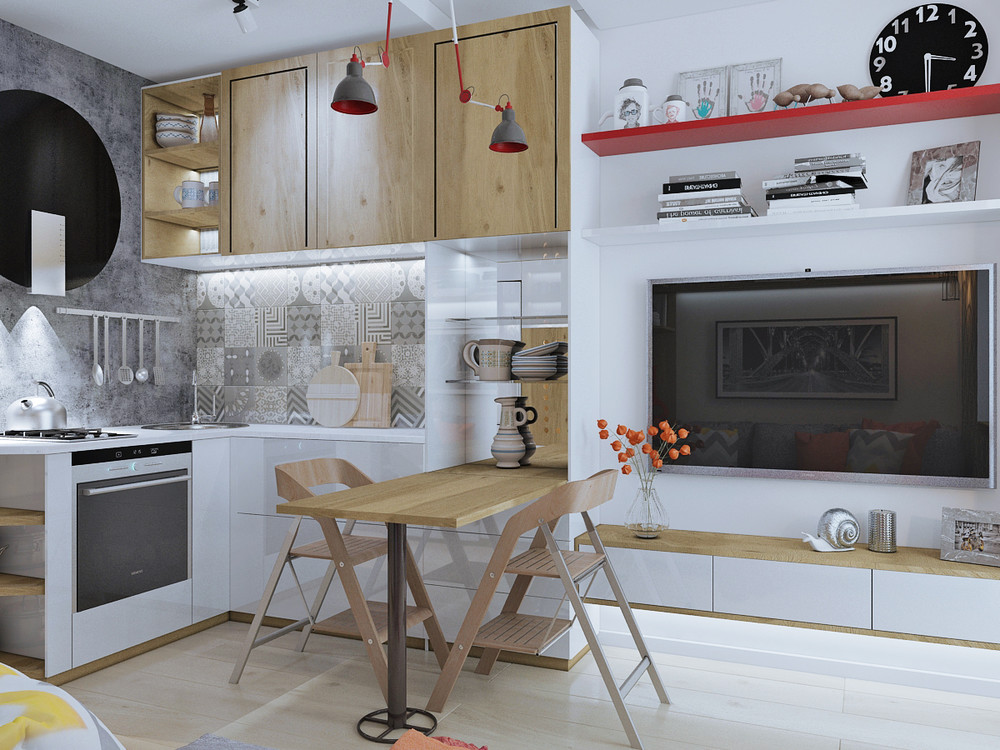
[657,171,756,225]
[764,153,868,216]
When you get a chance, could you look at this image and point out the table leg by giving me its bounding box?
[357,522,437,743]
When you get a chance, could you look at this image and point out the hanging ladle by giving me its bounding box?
[135,318,149,383]
[91,315,104,386]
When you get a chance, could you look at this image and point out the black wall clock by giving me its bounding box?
[869,4,988,96]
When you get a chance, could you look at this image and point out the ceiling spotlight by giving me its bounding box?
[233,0,259,34]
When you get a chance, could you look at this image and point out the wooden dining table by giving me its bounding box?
[277,449,567,742]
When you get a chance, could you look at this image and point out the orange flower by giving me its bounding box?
[658,420,670,432]
[652,458,663,468]
[626,447,635,458]
[647,425,659,436]
[616,424,627,436]
[677,428,689,439]
[617,452,628,463]
[599,429,609,440]
[666,433,678,444]
[680,445,691,456]
[641,443,653,454]
[597,419,608,429]
[610,440,622,451]
[621,464,632,475]
[668,448,680,460]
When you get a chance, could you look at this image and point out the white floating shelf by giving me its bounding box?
[582,199,1000,246]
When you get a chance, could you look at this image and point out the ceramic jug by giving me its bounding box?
[462,339,523,381]
[598,78,649,130]
[514,396,538,465]
[491,396,528,468]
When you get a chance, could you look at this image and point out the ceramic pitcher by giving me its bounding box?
[492,396,528,468]
[514,396,538,465]
[462,339,523,381]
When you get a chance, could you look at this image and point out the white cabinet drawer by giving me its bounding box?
[714,557,871,629]
[579,544,712,612]
[873,570,1000,643]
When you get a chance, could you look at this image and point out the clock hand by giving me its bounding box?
[924,52,957,92]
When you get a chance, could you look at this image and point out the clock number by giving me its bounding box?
[891,17,910,34]
[964,65,978,82]
[916,5,939,23]
[876,35,897,54]
[965,20,978,38]
[880,76,893,92]
[948,7,956,23]
[972,42,984,60]
[872,55,887,72]
[948,84,958,89]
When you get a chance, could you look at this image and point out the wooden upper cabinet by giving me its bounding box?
[433,8,570,240]
[220,55,317,255]
[317,40,434,247]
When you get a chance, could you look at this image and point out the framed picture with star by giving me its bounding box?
[728,58,782,115]
[677,66,728,120]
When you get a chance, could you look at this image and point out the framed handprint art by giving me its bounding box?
[728,58,782,115]
[678,67,729,119]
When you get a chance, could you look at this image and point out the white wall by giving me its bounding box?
[584,0,1000,548]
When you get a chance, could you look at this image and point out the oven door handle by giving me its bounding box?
[80,475,190,496]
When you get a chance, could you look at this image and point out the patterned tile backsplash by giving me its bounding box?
[196,260,425,427]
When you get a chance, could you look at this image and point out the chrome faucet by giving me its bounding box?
[191,371,200,424]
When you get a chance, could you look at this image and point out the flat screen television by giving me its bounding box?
[648,265,995,488]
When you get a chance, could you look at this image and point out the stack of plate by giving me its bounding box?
[512,340,568,381]
[155,112,198,148]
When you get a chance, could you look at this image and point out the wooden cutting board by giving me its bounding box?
[306,351,361,427]
[347,342,391,428]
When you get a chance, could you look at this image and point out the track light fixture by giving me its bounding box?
[331,2,393,114]
[448,0,527,152]
[232,0,259,34]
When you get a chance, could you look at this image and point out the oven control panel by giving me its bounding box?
[71,440,192,466]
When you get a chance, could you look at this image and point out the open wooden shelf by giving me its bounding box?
[582,83,1000,156]
[0,573,44,597]
[581,525,1000,581]
[311,601,433,643]
[0,652,43,680]
[144,206,219,229]
[473,612,572,654]
[583,199,1000,245]
[0,508,43,526]
[144,142,219,170]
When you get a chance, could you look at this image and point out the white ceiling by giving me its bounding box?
[0,0,776,82]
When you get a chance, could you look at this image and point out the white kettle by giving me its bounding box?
[5,381,68,430]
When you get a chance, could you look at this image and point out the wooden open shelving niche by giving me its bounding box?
[582,84,1000,156]
[0,506,45,679]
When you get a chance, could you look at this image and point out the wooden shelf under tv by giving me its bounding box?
[582,199,1000,246]
[581,84,1000,156]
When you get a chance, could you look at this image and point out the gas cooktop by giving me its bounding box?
[0,428,137,441]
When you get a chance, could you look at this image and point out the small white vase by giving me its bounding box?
[625,485,668,539]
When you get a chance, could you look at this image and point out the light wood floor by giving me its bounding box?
[61,621,1000,750]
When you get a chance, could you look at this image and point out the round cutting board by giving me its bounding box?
[306,352,361,427]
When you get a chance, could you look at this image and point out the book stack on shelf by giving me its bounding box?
[657,171,756,225]
[764,153,868,216]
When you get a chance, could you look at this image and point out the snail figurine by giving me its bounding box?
[814,508,860,550]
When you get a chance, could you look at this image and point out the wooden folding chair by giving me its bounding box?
[425,469,668,750]
[230,458,449,700]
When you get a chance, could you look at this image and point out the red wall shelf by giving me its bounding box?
[581,84,1000,156]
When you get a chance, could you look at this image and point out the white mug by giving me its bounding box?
[597,78,649,130]
[174,180,206,208]
[653,95,689,124]
[462,339,522,381]
[207,181,220,206]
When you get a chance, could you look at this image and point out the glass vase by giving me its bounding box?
[624,485,668,539]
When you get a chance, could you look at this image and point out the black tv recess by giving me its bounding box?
[648,265,994,488]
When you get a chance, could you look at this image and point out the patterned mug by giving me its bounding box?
[462,339,523,381]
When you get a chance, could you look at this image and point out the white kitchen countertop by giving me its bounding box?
[0,424,425,455]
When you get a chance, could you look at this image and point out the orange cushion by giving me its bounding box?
[795,431,849,472]
[391,730,486,750]
[862,418,940,474]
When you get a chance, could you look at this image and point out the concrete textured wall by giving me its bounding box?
[0,18,197,428]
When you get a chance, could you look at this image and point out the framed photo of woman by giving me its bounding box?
[906,141,980,205]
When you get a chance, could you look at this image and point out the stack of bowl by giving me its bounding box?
[154,112,198,148]
[512,340,568,381]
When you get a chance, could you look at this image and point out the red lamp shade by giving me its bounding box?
[490,103,527,152]
[331,55,377,114]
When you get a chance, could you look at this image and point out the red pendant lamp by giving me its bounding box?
[331,2,393,114]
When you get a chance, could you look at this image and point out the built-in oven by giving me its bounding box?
[71,441,194,666]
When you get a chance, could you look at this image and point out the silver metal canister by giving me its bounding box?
[868,509,897,553]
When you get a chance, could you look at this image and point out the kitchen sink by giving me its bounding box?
[141,422,250,430]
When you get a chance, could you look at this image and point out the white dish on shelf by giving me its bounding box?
[517,340,568,356]
[155,130,198,148]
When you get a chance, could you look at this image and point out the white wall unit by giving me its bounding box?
[873,569,1000,643]
[714,557,872,629]
[582,545,713,612]
[192,438,230,621]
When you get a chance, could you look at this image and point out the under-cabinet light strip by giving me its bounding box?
[56,307,180,324]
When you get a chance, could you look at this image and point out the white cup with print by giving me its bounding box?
[597,78,650,130]
[207,181,220,206]
[653,95,689,124]
[173,180,206,208]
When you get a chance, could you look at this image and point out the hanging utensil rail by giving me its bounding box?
[56,307,181,324]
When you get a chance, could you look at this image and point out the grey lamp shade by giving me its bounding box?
[331,58,377,114]
[490,104,528,152]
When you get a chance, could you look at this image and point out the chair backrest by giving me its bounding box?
[274,457,374,502]
[501,469,618,541]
